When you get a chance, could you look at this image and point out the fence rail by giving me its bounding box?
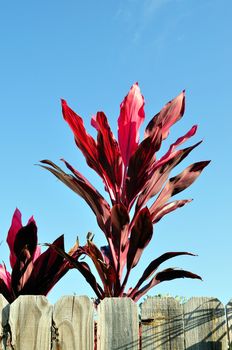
[0,294,231,349]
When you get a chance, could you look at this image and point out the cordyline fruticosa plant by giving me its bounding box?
[41,83,210,302]
[0,209,79,303]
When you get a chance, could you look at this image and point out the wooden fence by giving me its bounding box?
[0,294,231,349]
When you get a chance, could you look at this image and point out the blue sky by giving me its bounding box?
[0,0,231,305]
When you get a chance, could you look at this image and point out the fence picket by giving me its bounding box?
[8,295,52,350]
[140,296,184,349]
[226,299,232,349]
[97,297,139,350]
[0,294,231,349]
[184,297,228,349]
[52,295,94,350]
[0,295,9,350]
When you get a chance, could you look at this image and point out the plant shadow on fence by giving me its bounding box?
[1,303,11,348]
[0,295,231,349]
[139,298,227,350]
[226,299,232,349]
[187,342,222,350]
[99,298,228,350]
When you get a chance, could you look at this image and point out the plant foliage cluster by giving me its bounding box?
[0,84,209,302]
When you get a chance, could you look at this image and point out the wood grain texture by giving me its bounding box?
[0,295,9,350]
[8,295,52,350]
[226,299,232,350]
[184,297,228,349]
[97,297,139,350]
[0,295,231,349]
[52,295,94,350]
[141,296,184,350]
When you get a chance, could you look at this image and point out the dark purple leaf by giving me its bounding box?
[111,204,130,281]
[0,279,14,303]
[150,161,210,212]
[129,252,196,298]
[47,240,104,299]
[93,111,123,203]
[19,235,67,296]
[11,222,38,295]
[13,222,38,261]
[136,136,201,211]
[40,160,111,236]
[133,268,202,302]
[125,126,162,208]
[127,208,153,271]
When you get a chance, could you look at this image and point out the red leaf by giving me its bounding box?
[154,125,198,170]
[61,99,99,173]
[118,83,145,169]
[7,208,22,268]
[145,91,185,140]
[94,111,123,202]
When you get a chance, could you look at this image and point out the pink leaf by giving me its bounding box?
[145,91,185,140]
[7,209,39,268]
[118,83,145,169]
[0,263,11,289]
[150,199,192,223]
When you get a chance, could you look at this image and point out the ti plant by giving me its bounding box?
[41,83,210,302]
[0,209,79,303]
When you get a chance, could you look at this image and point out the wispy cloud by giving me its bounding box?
[115,0,187,46]
[142,0,172,19]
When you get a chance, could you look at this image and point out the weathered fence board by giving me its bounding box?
[7,295,52,350]
[0,295,231,349]
[141,296,184,350]
[97,297,139,350]
[226,298,232,349]
[52,295,94,350]
[184,297,228,349]
[0,295,9,350]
